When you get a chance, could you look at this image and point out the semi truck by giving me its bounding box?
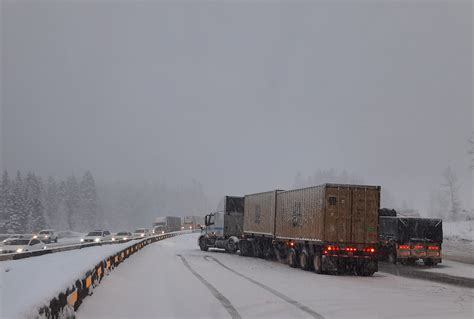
[379,209,443,266]
[153,216,181,234]
[182,216,205,230]
[239,184,381,276]
[198,196,244,253]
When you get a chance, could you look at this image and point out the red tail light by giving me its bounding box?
[345,247,357,252]
[399,245,410,250]
[428,246,440,250]
[364,247,376,253]
[325,245,340,251]
[414,245,424,249]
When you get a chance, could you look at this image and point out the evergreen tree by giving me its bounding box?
[44,176,59,229]
[0,171,11,232]
[79,171,102,230]
[26,173,46,232]
[65,175,81,231]
[9,171,28,233]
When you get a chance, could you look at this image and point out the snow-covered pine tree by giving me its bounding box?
[65,175,81,231]
[9,171,28,233]
[26,173,47,232]
[0,171,10,232]
[79,171,102,231]
[44,176,60,229]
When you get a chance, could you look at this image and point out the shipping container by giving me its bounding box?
[153,216,181,234]
[243,190,280,237]
[275,184,380,244]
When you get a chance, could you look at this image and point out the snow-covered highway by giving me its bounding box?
[77,233,473,319]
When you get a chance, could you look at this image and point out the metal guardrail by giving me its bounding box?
[37,230,197,318]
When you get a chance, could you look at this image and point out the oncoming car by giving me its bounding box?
[0,238,46,254]
[80,230,112,243]
[112,231,132,242]
[133,228,151,239]
[33,230,58,243]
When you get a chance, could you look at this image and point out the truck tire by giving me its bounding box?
[313,254,323,274]
[299,249,311,271]
[288,248,298,268]
[226,237,238,254]
[199,236,208,252]
[424,259,434,266]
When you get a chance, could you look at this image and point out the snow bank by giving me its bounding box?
[444,220,474,241]
[0,241,140,319]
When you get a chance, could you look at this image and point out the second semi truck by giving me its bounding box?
[199,183,381,276]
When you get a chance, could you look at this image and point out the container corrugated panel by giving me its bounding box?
[275,186,325,241]
[350,186,380,244]
[244,191,278,236]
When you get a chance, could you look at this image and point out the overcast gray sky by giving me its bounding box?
[1,0,472,211]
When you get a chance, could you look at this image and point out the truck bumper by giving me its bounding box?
[322,255,378,273]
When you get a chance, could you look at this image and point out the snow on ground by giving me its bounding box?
[444,220,474,242]
[78,233,473,319]
[0,240,144,319]
[419,260,474,279]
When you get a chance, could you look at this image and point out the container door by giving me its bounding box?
[325,186,352,243]
[351,187,379,244]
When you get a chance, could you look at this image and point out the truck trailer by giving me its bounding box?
[182,216,205,230]
[239,184,381,276]
[198,196,244,253]
[153,216,181,234]
[379,210,442,266]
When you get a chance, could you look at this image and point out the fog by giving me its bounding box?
[1,1,472,219]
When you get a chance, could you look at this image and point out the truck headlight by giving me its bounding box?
[141,233,145,237]
[80,238,84,242]
[161,231,165,234]
[111,238,115,241]
[95,238,101,242]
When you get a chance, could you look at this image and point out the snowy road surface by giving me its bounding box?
[78,233,473,319]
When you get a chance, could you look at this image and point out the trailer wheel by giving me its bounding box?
[199,236,208,252]
[226,237,238,254]
[424,259,434,266]
[288,248,298,268]
[299,250,311,271]
[313,254,323,274]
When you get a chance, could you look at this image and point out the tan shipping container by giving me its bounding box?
[244,190,280,237]
[275,184,380,244]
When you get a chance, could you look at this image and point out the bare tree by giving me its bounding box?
[442,166,461,219]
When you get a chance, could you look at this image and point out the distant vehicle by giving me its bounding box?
[379,209,443,266]
[80,230,112,243]
[0,238,46,254]
[133,228,151,239]
[112,231,133,242]
[2,234,25,244]
[33,230,58,243]
[182,216,205,230]
[153,216,181,234]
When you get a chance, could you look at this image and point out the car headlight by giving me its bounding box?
[141,233,145,237]
[80,238,84,242]
[94,238,101,242]
[16,248,23,253]
[111,238,115,241]
[124,237,128,240]
[33,235,38,239]
[45,235,49,238]
[161,231,165,234]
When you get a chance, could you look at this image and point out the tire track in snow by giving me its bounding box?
[204,255,325,319]
[177,254,241,319]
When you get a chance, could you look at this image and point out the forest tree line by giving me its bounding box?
[0,170,103,233]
